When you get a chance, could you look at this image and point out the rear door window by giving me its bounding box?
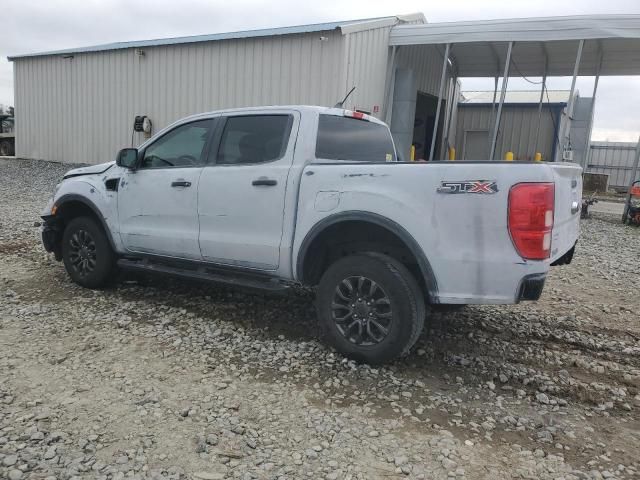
[315,115,396,162]
[216,115,293,165]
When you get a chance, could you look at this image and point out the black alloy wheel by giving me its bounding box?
[62,216,116,288]
[317,253,425,364]
[331,276,393,345]
[68,229,97,277]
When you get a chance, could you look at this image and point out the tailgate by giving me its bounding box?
[548,163,582,262]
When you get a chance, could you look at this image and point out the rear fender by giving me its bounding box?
[295,211,439,302]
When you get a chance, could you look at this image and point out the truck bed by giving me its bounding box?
[293,161,582,304]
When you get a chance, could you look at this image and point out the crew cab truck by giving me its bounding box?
[41,106,581,364]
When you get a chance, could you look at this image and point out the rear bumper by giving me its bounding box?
[517,273,546,302]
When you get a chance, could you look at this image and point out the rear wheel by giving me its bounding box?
[62,216,115,288]
[316,253,425,364]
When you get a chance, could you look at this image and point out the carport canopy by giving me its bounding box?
[386,15,640,165]
[389,15,640,77]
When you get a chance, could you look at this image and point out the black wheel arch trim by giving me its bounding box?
[296,211,438,302]
[53,194,118,251]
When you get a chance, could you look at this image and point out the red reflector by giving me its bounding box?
[508,183,554,260]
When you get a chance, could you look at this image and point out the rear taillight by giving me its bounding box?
[508,183,555,260]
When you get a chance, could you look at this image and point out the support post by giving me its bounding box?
[533,46,548,159]
[383,46,398,124]
[489,41,513,161]
[441,76,457,161]
[532,73,547,159]
[429,43,450,162]
[559,39,584,161]
[487,75,499,154]
[582,47,602,169]
[622,137,640,223]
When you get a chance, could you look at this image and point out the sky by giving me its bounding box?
[2,0,640,140]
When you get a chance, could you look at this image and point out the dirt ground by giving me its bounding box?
[1,158,639,480]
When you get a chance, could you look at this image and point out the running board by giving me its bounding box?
[117,258,289,292]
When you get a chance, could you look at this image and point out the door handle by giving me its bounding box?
[252,178,277,187]
[171,180,191,187]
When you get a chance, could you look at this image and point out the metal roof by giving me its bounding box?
[8,13,425,61]
[461,90,571,104]
[389,15,640,77]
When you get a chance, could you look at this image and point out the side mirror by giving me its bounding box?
[116,148,138,169]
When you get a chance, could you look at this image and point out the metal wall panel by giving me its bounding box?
[342,28,446,117]
[396,44,446,97]
[454,104,560,161]
[14,30,344,164]
[587,142,639,189]
[342,26,393,115]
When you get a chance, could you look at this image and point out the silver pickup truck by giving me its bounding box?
[41,106,582,364]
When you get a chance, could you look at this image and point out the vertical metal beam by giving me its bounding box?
[491,76,499,113]
[429,43,450,162]
[532,44,548,159]
[582,45,603,169]
[560,39,584,161]
[441,75,458,160]
[487,75,499,154]
[489,41,513,161]
[532,73,547,157]
[382,46,398,124]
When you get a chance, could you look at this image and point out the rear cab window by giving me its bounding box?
[216,115,293,165]
[315,114,396,162]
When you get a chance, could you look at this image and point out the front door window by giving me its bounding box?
[141,120,211,169]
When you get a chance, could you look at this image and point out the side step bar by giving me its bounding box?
[117,258,289,292]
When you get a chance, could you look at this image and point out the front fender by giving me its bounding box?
[49,178,123,252]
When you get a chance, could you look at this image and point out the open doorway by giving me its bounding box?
[412,92,445,161]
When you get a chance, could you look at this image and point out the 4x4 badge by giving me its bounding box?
[437,180,498,194]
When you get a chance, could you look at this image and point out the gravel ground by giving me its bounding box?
[1,158,639,480]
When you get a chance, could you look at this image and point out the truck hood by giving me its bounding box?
[63,161,115,179]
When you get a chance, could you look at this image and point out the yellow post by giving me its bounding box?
[448,147,456,161]
[534,152,542,162]
[410,145,416,161]
[505,151,514,161]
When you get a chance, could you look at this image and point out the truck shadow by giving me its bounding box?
[114,272,639,411]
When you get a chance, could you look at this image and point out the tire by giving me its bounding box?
[62,216,115,288]
[0,140,11,156]
[316,253,425,364]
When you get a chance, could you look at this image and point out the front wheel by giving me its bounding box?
[62,216,115,288]
[316,253,425,364]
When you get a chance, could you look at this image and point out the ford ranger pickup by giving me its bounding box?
[41,106,582,363]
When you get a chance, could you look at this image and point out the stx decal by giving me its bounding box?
[437,180,499,194]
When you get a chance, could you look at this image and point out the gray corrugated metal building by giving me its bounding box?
[13,14,637,166]
[587,142,639,191]
[454,90,594,163]
[9,13,453,165]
